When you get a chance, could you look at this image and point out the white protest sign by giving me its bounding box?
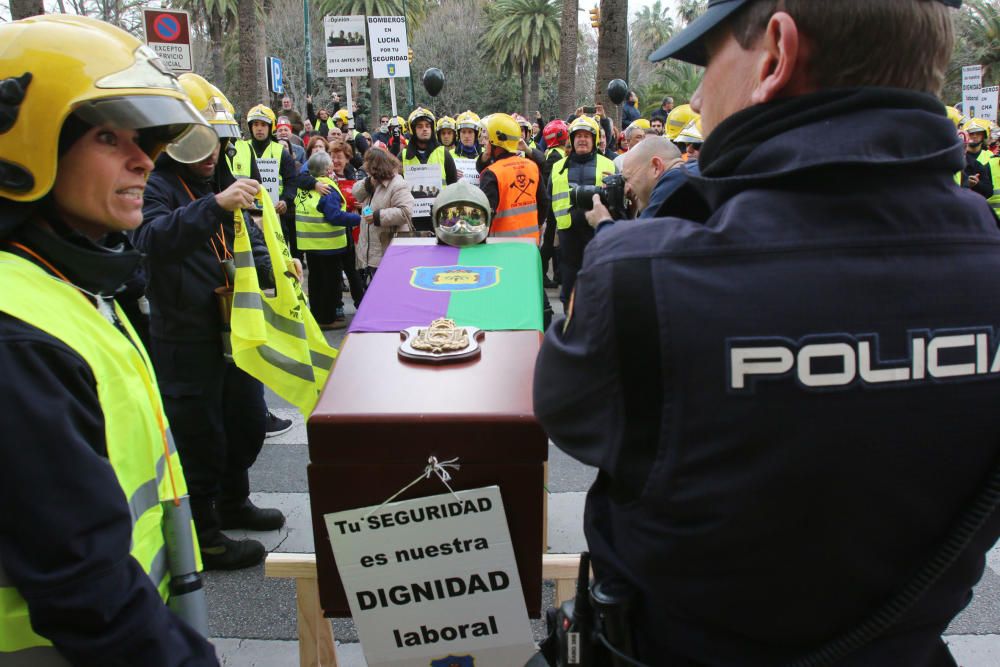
[325,15,369,77]
[367,16,410,79]
[454,158,480,187]
[256,159,280,205]
[325,487,535,667]
[404,163,442,218]
[980,86,999,124]
[963,65,983,117]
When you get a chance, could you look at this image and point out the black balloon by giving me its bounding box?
[422,68,445,97]
[607,78,628,105]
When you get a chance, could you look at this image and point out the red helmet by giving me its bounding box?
[543,119,569,147]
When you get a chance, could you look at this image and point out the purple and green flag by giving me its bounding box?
[348,241,543,333]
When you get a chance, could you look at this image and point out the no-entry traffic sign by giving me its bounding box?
[142,7,193,72]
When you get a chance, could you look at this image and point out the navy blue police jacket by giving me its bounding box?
[534,88,1000,666]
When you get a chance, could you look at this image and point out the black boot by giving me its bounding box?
[200,532,266,571]
[219,499,286,531]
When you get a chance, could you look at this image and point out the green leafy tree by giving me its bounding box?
[676,0,706,27]
[628,0,673,89]
[480,0,561,116]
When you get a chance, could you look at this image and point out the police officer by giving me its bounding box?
[548,115,616,307]
[536,0,1000,664]
[136,77,287,571]
[402,107,459,232]
[0,15,219,664]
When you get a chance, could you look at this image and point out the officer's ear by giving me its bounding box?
[750,12,813,105]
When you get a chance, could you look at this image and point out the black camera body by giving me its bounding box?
[570,174,629,220]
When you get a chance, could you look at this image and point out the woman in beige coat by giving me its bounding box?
[353,148,414,280]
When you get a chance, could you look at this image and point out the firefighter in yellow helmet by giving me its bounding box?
[0,14,220,664]
[453,110,482,159]
[402,106,458,232]
[436,116,457,151]
[136,81,293,572]
[479,113,554,326]
[665,103,697,141]
[549,114,617,306]
[961,118,996,203]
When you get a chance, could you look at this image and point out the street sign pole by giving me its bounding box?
[402,0,415,107]
[389,77,398,117]
[303,0,312,95]
[345,78,354,130]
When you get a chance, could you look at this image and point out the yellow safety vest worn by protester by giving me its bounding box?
[403,144,448,186]
[550,152,617,230]
[231,140,284,195]
[294,176,348,251]
[989,155,1000,218]
[0,251,197,663]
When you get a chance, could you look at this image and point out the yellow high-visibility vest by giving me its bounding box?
[550,153,616,230]
[230,195,338,416]
[0,251,195,661]
[403,145,448,186]
[294,176,348,251]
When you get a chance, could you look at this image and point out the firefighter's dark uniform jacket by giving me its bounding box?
[134,154,273,342]
[0,220,217,665]
[534,88,1000,666]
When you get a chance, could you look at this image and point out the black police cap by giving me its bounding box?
[649,0,963,67]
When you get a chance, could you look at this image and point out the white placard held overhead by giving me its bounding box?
[256,159,280,205]
[453,158,480,188]
[979,86,999,124]
[367,16,410,79]
[963,65,983,116]
[325,487,535,667]
[404,164,443,219]
[325,15,369,78]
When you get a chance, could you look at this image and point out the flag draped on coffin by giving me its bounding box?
[348,242,543,333]
[230,194,337,416]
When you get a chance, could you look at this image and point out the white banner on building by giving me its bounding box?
[454,158,480,187]
[324,15,369,77]
[963,64,983,116]
[325,487,535,667]
[979,86,999,124]
[404,164,442,218]
[367,15,410,79]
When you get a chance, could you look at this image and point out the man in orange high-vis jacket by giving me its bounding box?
[479,113,550,244]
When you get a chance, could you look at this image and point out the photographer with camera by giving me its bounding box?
[585,136,682,229]
[535,0,1000,665]
[549,115,617,308]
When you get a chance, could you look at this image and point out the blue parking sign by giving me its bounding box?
[268,56,284,94]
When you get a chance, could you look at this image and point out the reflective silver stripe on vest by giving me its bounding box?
[259,345,315,382]
[233,292,307,340]
[551,192,569,202]
[296,229,346,239]
[128,478,160,524]
[0,645,72,666]
[493,224,539,237]
[233,251,255,269]
[295,214,326,223]
[155,430,179,486]
[311,349,336,370]
[494,203,538,219]
[148,543,169,589]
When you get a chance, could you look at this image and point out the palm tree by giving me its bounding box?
[676,0,706,27]
[318,0,428,122]
[636,60,702,116]
[629,0,673,88]
[237,0,262,119]
[959,0,1000,82]
[557,0,579,117]
[480,0,561,116]
[594,0,627,114]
